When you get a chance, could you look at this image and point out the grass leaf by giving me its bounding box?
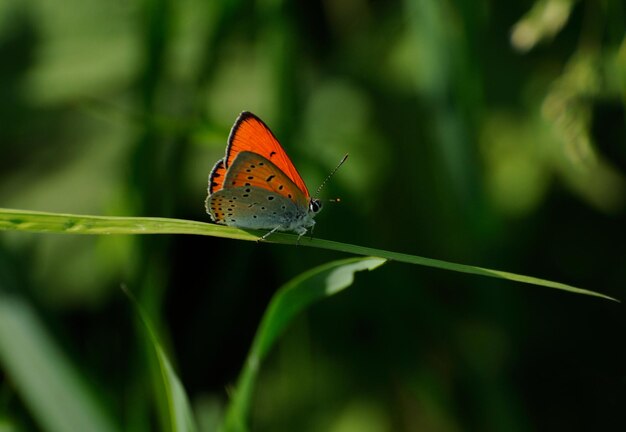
[0,208,617,301]
[0,295,118,432]
[122,287,198,432]
[220,257,386,432]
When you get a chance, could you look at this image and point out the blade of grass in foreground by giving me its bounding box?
[0,295,119,432]
[220,257,386,432]
[0,208,617,301]
[123,287,198,432]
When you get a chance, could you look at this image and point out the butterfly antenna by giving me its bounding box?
[314,154,349,199]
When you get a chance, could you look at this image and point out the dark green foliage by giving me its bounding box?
[1,0,625,430]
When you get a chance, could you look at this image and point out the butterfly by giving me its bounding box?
[205,112,323,239]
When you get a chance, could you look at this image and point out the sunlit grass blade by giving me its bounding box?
[0,208,617,301]
[0,208,256,240]
[0,295,119,432]
[122,287,198,432]
[220,257,386,432]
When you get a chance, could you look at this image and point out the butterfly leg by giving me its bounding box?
[295,227,310,245]
[258,225,283,242]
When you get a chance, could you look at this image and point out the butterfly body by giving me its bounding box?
[206,112,322,238]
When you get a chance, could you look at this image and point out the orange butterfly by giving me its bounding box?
[205,112,322,239]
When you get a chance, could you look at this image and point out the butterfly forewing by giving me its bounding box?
[222,151,309,208]
[225,112,310,197]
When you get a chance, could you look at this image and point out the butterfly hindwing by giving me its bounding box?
[222,151,309,209]
[206,186,301,230]
[208,159,227,194]
[224,112,310,197]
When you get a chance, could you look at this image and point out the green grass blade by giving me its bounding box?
[0,295,119,432]
[123,288,198,432]
[0,208,255,240]
[0,208,617,301]
[220,257,386,432]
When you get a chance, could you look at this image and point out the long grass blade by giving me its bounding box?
[0,208,617,301]
[0,295,118,432]
[220,257,386,432]
[123,287,198,432]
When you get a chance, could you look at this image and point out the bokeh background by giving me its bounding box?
[1,0,626,430]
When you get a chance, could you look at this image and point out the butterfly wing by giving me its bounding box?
[221,151,309,208]
[206,186,302,229]
[223,112,310,197]
[208,159,227,194]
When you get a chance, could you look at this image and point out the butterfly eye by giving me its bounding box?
[309,199,322,213]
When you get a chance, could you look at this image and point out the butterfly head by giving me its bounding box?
[309,198,323,215]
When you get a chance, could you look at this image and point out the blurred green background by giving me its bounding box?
[1,0,625,430]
